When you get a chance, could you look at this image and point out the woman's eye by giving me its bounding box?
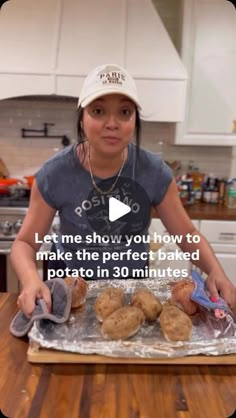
[120,108,133,118]
[91,107,104,116]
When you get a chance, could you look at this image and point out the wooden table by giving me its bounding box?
[1,293,236,418]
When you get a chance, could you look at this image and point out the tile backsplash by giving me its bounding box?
[0,97,233,178]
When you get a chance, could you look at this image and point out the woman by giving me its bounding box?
[10,63,236,317]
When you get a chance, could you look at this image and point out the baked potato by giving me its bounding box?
[159,304,192,341]
[101,306,145,340]
[64,276,88,309]
[94,287,125,322]
[131,288,162,321]
[170,280,198,315]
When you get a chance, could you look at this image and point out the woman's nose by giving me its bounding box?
[104,113,119,128]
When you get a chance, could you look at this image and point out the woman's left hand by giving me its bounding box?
[205,271,236,309]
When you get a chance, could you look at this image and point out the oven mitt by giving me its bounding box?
[190,270,230,313]
[10,278,72,337]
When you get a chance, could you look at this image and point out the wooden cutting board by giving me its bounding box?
[27,346,236,364]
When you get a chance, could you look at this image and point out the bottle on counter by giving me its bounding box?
[202,177,211,203]
[180,177,195,205]
[210,178,219,204]
[218,179,226,206]
[191,170,205,202]
[178,184,189,206]
[225,179,236,209]
[202,176,219,204]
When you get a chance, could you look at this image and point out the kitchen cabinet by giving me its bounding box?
[0,0,187,121]
[199,220,236,286]
[173,0,236,146]
[149,218,200,277]
[149,217,236,286]
[0,0,124,99]
[0,0,57,97]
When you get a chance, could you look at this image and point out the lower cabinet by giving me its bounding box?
[149,219,200,278]
[213,253,236,287]
[149,218,236,287]
[199,220,236,286]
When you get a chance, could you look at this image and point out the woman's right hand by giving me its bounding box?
[17,279,52,318]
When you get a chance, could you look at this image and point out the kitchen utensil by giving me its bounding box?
[24,175,35,187]
[0,178,21,195]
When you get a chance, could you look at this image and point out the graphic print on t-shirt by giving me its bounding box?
[85,176,151,237]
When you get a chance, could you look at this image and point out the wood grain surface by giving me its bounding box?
[1,293,236,418]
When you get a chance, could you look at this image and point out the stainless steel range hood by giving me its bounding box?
[0,0,187,122]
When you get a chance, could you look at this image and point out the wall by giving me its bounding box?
[0,97,77,176]
[142,121,232,178]
[0,97,233,178]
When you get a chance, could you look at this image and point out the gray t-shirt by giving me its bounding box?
[35,143,173,279]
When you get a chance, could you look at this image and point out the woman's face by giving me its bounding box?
[82,94,136,156]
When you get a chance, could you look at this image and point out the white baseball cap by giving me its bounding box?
[78,64,141,109]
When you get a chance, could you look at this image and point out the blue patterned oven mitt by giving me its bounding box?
[191,270,230,318]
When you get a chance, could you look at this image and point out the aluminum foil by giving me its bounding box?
[28,278,236,358]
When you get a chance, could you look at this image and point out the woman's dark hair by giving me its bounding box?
[76,105,141,161]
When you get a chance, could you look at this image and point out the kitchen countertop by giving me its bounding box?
[152,203,236,221]
[1,293,236,418]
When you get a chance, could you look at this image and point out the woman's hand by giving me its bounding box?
[205,271,236,309]
[17,279,52,318]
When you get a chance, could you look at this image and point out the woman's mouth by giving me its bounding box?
[102,136,120,144]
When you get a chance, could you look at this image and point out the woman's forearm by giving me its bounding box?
[10,239,41,287]
[179,229,224,276]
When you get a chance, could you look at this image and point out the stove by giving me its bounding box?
[0,206,60,292]
[0,207,24,292]
[0,196,29,208]
[0,206,60,241]
[0,207,27,241]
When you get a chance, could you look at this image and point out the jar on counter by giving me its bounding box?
[178,184,188,205]
[225,179,236,209]
[182,179,195,205]
[202,176,219,204]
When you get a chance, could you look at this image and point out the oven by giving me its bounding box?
[0,240,20,292]
[0,207,26,292]
[0,206,60,292]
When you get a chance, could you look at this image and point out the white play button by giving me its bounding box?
[109,197,131,222]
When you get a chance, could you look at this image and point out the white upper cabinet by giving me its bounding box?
[174,0,236,146]
[0,0,57,72]
[0,0,58,97]
[0,0,187,121]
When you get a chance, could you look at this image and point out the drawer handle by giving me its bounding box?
[0,248,11,254]
[219,233,236,240]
